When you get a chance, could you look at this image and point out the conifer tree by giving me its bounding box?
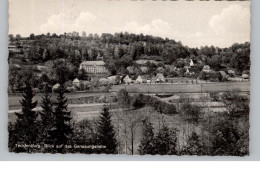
[96,104,117,154]
[154,124,177,155]
[13,79,38,152]
[182,132,205,155]
[39,85,54,145]
[51,69,73,153]
[154,124,170,155]
[138,120,155,155]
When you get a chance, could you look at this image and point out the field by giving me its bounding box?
[8,103,108,122]
[8,81,250,123]
[8,81,250,154]
[8,92,114,109]
[110,81,250,93]
[8,92,115,122]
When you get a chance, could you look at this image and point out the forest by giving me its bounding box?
[8,32,250,92]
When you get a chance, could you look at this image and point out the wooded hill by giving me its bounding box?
[8,32,250,90]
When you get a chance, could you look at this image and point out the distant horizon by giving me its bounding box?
[8,31,250,49]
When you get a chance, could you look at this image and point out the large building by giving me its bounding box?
[79,61,108,74]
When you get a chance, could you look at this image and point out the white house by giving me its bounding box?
[242,74,249,79]
[135,76,147,84]
[135,76,143,84]
[190,59,194,67]
[72,78,80,87]
[202,65,211,73]
[123,75,132,84]
[156,73,165,83]
[185,68,190,74]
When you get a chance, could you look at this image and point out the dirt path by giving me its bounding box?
[8,103,108,114]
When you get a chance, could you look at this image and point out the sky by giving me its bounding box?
[9,0,251,48]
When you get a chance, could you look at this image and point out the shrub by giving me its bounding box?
[180,103,202,123]
[131,93,146,109]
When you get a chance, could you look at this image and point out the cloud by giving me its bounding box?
[121,19,174,38]
[38,5,250,48]
[209,4,250,40]
[40,11,97,34]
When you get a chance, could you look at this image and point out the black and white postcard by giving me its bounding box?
[8,0,251,155]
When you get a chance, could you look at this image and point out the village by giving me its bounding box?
[51,58,250,93]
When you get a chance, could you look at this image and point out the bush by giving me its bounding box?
[210,119,247,156]
[163,103,177,115]
[180,103,202,123]
[131,94,177,114]
[131,93,146,109]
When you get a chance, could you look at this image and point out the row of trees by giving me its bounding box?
[139,120,177,155]
[9,69,72,153]
[9,32,250,77]
[9,70,117,154]
[138,93,249,156]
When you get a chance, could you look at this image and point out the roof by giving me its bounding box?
[80,61,106,66]
[156,73,164,78]
[73,78,80,83]
[136,75,146,80]
[124,75,131,80]
[190,59,194,66]
[136,76,148,81]
[53,83,60,88]
[203,65,211,70]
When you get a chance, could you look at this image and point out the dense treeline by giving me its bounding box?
[9,32,250,86]
[138,91,249,156]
